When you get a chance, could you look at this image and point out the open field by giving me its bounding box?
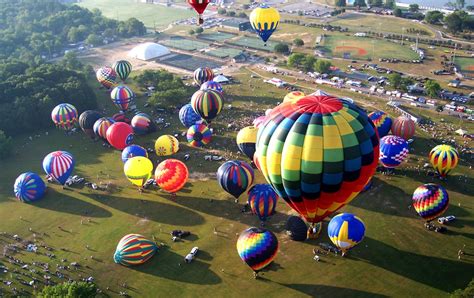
[78,0,193,29]
[198,32,238,42]
[158,53,223,71]
[227,36,281,52]
[454,56,474,78]
[160,38,210,52]
[205,47,243,59]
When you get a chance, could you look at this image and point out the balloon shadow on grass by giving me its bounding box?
[353,237,474,292]
[86,194,205,226]
[402,169,474,197]
[34,188,112,218]
[272,281,388,298]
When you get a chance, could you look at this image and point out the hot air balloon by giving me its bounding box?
[236,227,278,277]
[106,122,134,150]
[256,95,379,224]
[200,80,223,93]
[187,123,212,147]
[43,151,75,185]
[14,172,46,203]
[429,144,459,179]
[193,67,214,86]
[121,145,148,163]
[248,184,278,224]
[253,115,267,128]
[154,159,189,194]
[131,113,156,135]
[379,135,409,169]
[286,216,307,241]
[368,110,392,138]
[412,184,449,222]
[113,112,131,124]
[112,60,132,82]
[191,89,223,122]
[51,103,78,131]
[236,126,258,160]
[179,103,203,128]
[217,160,254,199]
[249,4,280,45]
[114,234,158,266]
[187,0,210,25]
[155,135,179,156]
[328,213,365,256]
[307,221,322,239]
[93,117,115,140]
[96,66,117,89]
[283,91,305,104]
[391,116,415,140]
[79,110,102,138]
[110,85,135,112]
[124,156,153,188]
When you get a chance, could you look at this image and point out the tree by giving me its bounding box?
[218,8,227,15]
[456,0,465,9]
[425,80,441,98]
[444,13,463,33]
[85,34,102,46]
[353,0,366,7]
[195,27,204,34]
[409,4,419,12]
[388,73,402,89]
[335,0,346,7]
[227,11,236,17]
[314,59,332,73]
[394,8,402,17]
[40,281,97,297]
[368,0,383,7]
[188,29,195,35]
[293,38,304,46]
[302,56,317,72]
[384,0,395,9]
[425,11,444,24]
[436,105,444,113]
[287,53,306,68]
[451,278,474,298]
[274,43,290,54]
[0,130,12,160]
[61,52,82,71]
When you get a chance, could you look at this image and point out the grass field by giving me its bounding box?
[454,56,474,78]
[0,67,473,296]
[320,34,420,60]
[78,0,193,29]
[160,38,210,52]
[227,36,280,52]
[158,53,223,71]
[198,32,238,42]
[205,47,243,59]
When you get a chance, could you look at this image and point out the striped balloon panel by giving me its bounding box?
[368,110,392,138]
[114,234,157,266]
[193,67,214,85]
[256,95,379,223]
[391,116,415,140]
[236,228,278,272]
[179,103,203,127]
[328,213,365,252]
[412,184,449,221]
[112,60,132,81]
[186,124,212,147]
[248,184,278,222]
[51,103,78,130]
[131,113,154,135]
[379,135,409,168]
[200,80,223,93]
[155,159,189,193]
[111,86,134,111]
[14,172,46,202]
[217,160,254,198]
[429,145,459,178]
[96,67,117,89]
[191,89,223,122]
[93,117,115,139]
[42,151,75,185]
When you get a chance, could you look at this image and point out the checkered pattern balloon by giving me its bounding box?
[379,135,409,168]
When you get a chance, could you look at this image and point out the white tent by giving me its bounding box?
[128,42,170,61]
[214,75,229,84]
[455,129,468,136]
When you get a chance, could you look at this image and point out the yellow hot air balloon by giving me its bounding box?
[283,91,305,103]
[249,4,280,45]
[155,135,179,156]
[429,144,459,179]
[236,126,258,160]
[124,156,153,188]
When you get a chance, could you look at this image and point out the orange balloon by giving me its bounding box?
[154,159,189,193]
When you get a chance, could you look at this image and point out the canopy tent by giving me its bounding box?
[214,75,229,84]
[128,42,170,61]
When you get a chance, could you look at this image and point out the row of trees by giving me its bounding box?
[287,53,332,73]
[388,73,441,97]
[217,8,247,19]
[336,0,395,8]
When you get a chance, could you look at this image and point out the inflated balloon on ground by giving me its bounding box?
[79,110,102,138]
[121,145,148,163]
[328,213,366,255]
[412,184,449,221]
[391,116,415,140]
[429,145,458,178]
[110,85,135,112]
[96,66,117,89]
[51,103,78,131]
[237,227,278,273]
[187,123,212,147]
[93,117,115,140]
[247,184,278,223]
[124,156,153,188]
[155,135,179,156]
[179,103,203,128]
[193,67,214,85]
[236,126,258,160]
[42,151,75,185]
[155,159,189,194]
[131,113,156,135]
[14,172,46,203]
[107,122,134,150]
[114,234,158,266]
[379,135,409,168]
[217,160,254,199]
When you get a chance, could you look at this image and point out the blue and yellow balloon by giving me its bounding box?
[328,213,365,256]
[249,4,280,45]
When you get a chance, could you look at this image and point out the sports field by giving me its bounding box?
[320,34,420,60]
[227,36,280,52]
[160,38,210,52]
[159,53,223,71]
[198,32,238,42]
[205,47,243,59]
[454,56,474,78]
[77,0,193,30]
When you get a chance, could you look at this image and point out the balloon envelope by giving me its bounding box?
[79,110,102,138]
[107,122,134,150]
[368,110,392,138]
[236,227,278,272]
[391,116,415,140]
[179,103,203,128]
[96,66,117,89]
[187,124,212,147]
[155,135,179,156]
[111,86,134,112]
[328,213,365,253]
[124,156,153,188]
[14,172,46,203]
[131,113,156,135]
[217,160,254,198]
[283,91,305,103]
[200,80,223,93]
[286,216,307,241]
[154,159,189,194]
[93,117,115,140]
[249,4,280,43]
[236,126,258,160]
[247,184,278,222]
[412,184,449,221]
[379,135,409,168]
[114,234,158,266]
[191,89,224,122]
[193,67,214,86]
[51,103,78,130]
[113,113,131,124]
[121,145,148,163]
[429,145,459,178]
[42,151,75,185]
[112,60,132,82]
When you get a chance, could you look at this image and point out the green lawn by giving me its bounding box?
[160,38,210,51]
[0,69,473,296]
[198,32,238,42]
[227,36,280,52]
[454,56,474,78]
[77,0,193,29]
[205,47,243,59]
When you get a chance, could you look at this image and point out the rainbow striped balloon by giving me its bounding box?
[247,184,278,223]
[51,103,78,130]
[429,145,459,178]
[154,159,189,194]
[391,116,415,140]
[42,151,75,185]
[328,213,365,254]
[191,89,223,122]
[237,227,278,272]
[193,67,214,86]
[368,110,392,138]
[217,160,254,199]
[110,85,134,112]
[14,172,46,203]
[93,117,115,140]
[187,123,212,147]
[114,234,158,266]
[412,184,449,221]
[96,66,117,89]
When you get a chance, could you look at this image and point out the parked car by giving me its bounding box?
[437,215,456,224]
[184,247,199,263]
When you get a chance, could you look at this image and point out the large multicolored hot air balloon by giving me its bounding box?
[124,156,153,188]
[131,113,156,135]
[191,89,223,122]
[155,135,179,156]
[236,227,278,275]
[51,103,78,131]
[286,216,307,241]
[200,80,223,93]
[79,110,102,138]
[154,159,189,194]
[113,112,131,124]
[42,151,75,185]
[328,213,365,256]
[14,172,46,203]
[368,110,392,138]
[179,104,203,128]
[187,0,210,24]
[253,115,267,128]
[248,184,278,223]
[217,160,254,199]
[193,67,214,86]
[96,66,117,89]
[236,126,258,160]
[412,184,449,221]
[112,60,132,82]
[256,95,379,224]
[391,116,415,140]
[187,123,212,147]
[110,86,135,112]
[93,117,115,140]
[114,234,158,266]
[249,4,280,44]
[283,91,305,104]
[121,145,148,163]
[379,135,409,168]
[429,145,459,179]
[106,122,134,150]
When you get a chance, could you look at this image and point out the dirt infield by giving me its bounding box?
[334,46,368,56]
[467,65,474,71]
